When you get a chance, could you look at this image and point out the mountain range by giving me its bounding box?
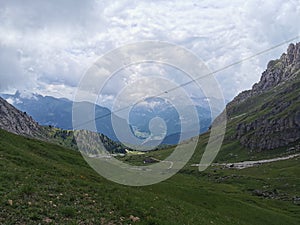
[1,43,299,153]
[1,92,121,141]
[0,96,128,154]
[0,91,215,145]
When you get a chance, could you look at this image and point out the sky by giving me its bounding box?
[0,0,300,109]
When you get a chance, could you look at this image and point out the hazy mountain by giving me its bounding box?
[0,96,127,153]
[0,92,123,141]
[1,92,216,145]
[2,91,73,129]
[129,97,213,144]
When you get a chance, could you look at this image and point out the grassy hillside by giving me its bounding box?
[0,129,299,224]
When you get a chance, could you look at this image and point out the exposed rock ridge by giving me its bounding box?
[0,96,43,138]
[226,43,300,152]
[228,43,300,108]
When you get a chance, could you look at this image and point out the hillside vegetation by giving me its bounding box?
[1,129,299,224]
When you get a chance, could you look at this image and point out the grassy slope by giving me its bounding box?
[0,129,299,224]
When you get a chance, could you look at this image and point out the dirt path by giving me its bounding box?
[217,153,300,169]
[191,153,300,169]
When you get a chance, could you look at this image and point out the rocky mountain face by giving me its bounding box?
[228,43,300,108]
[0,96,43,138]
[226,43,300,152]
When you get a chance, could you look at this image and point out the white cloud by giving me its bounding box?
[0,0,299,105]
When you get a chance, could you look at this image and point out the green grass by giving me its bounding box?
[1,129,300,224]
[117,146,176,166]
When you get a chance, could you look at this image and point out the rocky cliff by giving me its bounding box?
[228,43,300,108]
[0,96,44,138]
[226,43,300,152]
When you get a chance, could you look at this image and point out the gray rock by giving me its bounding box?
[226,43,300,152]
[0,97,43,138]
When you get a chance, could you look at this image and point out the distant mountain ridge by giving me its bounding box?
[1,92,123,141]
[1,44,299,155]
[226,43,300,152]
[129,97,212,144]
[0,96,127,153]
[1,92,215,145]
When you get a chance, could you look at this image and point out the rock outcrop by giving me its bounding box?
[0,96,43,138]
[228,43,300,108]
[226,43,300,152]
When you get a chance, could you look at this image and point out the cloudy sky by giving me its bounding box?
[0,0,299,108]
